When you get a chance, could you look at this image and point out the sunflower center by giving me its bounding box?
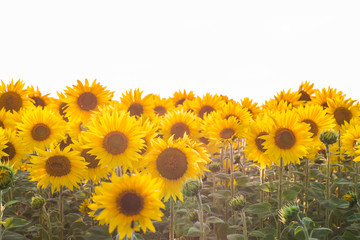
[45,155,71,177]
[59,135,73,151]
[171,122,190,139]
[1,143,16,162]
[321,102,328,109]
[31,96,46,108]
[154,106,166,116]
[199,137,210,145]
[31,123,51,141]
[302,119,318,138]
[255,132,268,152]
[175,98,186,107]
[0,91,23,112]
[77,92,98,111]
[298,91,311,101]
[334,107,352,126]
[81,149,100,168]
[198,105,214,119]
[117,191,144,216]
[220,128,235,139]
[225,114,239,122]
[275,128,296,149]
[128,103,143,117]
[102,131,128,155]
[156,147,188,180]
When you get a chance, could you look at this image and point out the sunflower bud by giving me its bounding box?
[208,162,221,173]
[278,203,300,224]
[343,192,357,207]
[0,164,16,191]
[183,179,201,197]
[31,196,45,210]
[188,210,199,223]
[229,194,246,211]
[320,129,338,145]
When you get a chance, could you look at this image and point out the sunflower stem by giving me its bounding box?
[277,157,284,239]
[240,209,248,240]
[169,198,175,240]
[59,186,64,240]
[356,162,359,198]
[304,158,309,216]
[260,168,265,229]
[297,214,310,240]
[325,143,331,229]
[212,174,216,206]
[196,192,205,240]
[229,143,236,225]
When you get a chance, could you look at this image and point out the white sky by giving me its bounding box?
[1,1,359,104]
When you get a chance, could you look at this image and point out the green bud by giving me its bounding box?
[183,179,201,197]
[320,129,338,145]
[229,195,246,211]
[31,196,45,210]
[278,202,300,224]
[188,211,198,223]
[0,163,16,191]
[208,162,221,173]
[343,192,357,207]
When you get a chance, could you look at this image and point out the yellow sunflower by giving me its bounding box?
[17,107,66,150]
[327,96,360,130]
[260,110,313,166]
[262,99,293,113]
[273,89,301,108]
[63,79,114,122]
[151,94,174,118]
[83,109,145,170]
[306,144,340,165]
[66,117,85,142]
[313,87,345,109]
[89,173,164,239]
[218,101,251,126]
[187,93,225,119]
[0,108,17,130]
[240,97,261,119]
[160,109,199,140]
[27,85,52,108]
[0,79,33,112]
[29,145,87,193]
[48,92,69,122]
[243,115,275,169]
[172,90,196,108]
[144,136,205,201]
[298,81,315,103]
[195,131,219,155]
[1,129,28,169]
[340,119,360,158]
[120,89,154,118]
[0,128,9,158]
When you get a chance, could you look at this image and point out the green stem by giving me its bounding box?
[59,186,64,240]
[277,157,284,239]
[169,198,175,240]
[212,174,216,206]
[196,193,205,240]
[229,143,236,225]
[43,205,52,240]
[260,168,265,229]
[297,214,310,240]
[356,162,359,198]
[305,158,309,216]
[325,144,331,228]
[240,209,248,240]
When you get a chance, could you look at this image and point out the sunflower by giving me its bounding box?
[17,107,66,150]
[29,145,87,193]
[0,108,17,130]
[83,109,145,171]
[0,79,33,112]
[313,87,345,109]
[306,145,340,165]
[152,94,174,118]
[89,173,164,239]
[218,101,251,126]
[48,92,69,122]
[187,93,224,119]
[262,99,293,113]
[0,128,9,157]
[160,109,199,140]
[144,136,205,201]
[27,85,52,108]
[63,79,114,122]
[1,129,28,169]
[327,96,360,130]
[79,199,90,216]
[295,104,335,145]
[66,117,85,142]
[260,110,313,166]
[273,89,301,108]
[120,89,154,118]
[243,115,275,169]
[240,97,261,119]
[298,81,315,103]
[195,131,219,155]
[172,90,196,108]
[340,119,360,158]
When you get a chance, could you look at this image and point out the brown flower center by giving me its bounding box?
[198,105,214,119]
[81,148,100,168]
[1,142,16,162]
[102,131,128,155]
[128,103,143,117]
[298,91,311,101]
[302,119,318,138]
[77,92,98,111]
[321,102,328,109]
[275,128,296,149]
[220,128,235,139]
[0,91,23,112]
[116,191,144,216]
[59,135,73,151]
[199,137,210,145]
[255,132,268,152]
[154,106,166,116]
[0,121,4,129]
[31,123,51,141]
[31,96,46,108]
[334,107,352,126]
[45,155,71,177]
[170,122,190,139]
[175,98,186,107]
[156,148,188,180]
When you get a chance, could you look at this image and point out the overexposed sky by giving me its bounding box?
[1,1,359,104]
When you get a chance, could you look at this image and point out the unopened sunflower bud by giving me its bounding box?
[208,162,221,173]
[229,194,246,211]
[343,192,357,207]
[188,211,198,223]
[320,129,338,145]
[183,179,201,197]
[31,196,45,210]
[0,164,15,191]
[278,203,300,224]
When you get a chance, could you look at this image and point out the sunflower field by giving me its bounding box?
[0,79,359,240]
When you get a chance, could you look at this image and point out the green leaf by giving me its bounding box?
[227,234,244,240]
[206,216,224,224]
[264,234,275,240]
[294,226,303,236]
[246,202,271,216]
[187,226,201,236]
[4,200,20,208]
[333,178,352,185]
[2,231,30,240]
[311,227,332,238]
[342,231,357,240]
[346,213,360,222]
[215,173,230,180]
[259,182,277,193]
[3,217,30,230]
[93,208,105,216]
[216,223,229,240]
[84,226,112,240]
[249,230,265,238]
[283,189,298,201]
